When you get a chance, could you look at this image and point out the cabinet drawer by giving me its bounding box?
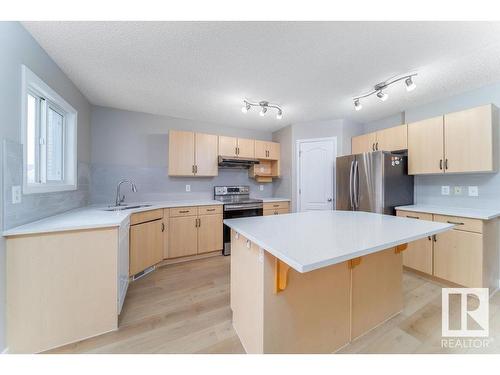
[198,205,223,215]
[396,210,433,221]
[263,208,289,216]
[169,206,198,217]
[433,214,483,233]
[130,209,163,225]
[263,201,289,211]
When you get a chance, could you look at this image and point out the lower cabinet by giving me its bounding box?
[263,201,290,216]
[169,215,198,258]
[198,214,223,254]
[129,210,164,276]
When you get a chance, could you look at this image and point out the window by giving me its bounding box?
[21,65,78,194]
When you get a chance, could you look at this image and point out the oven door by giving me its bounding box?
[222,206,263,255]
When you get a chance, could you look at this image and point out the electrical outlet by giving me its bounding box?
[468,186,479,197]
[12,185,21,204]
[260,185,264,191]
[454,186,463,195]
[441,186,450,195]
[185,184,191,192]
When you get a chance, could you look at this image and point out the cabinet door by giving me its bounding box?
[376,125,407,151]
[407,116,444,175]
[237,138,255,158]
[255,140,268,159]
[162,209,169,259]
[351,132,377,154]
[195,133,218,176]
[433,230,483,287]
[168,130,195,176]
[129,220,164,276]
[267,142,280,160]
[218,136,237,157]
[169,216,198,258]
[396,211,433,274]
[444,104,495,173]
[197,214,223,254]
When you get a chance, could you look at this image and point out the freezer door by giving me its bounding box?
[335,154,355,211]
[354,152,384,214]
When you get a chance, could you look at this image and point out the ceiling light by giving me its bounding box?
[259,107,267,117]
[241,99,283,119]
[241,103,251,113]
[377,91,388,101]
[276,110,283,120]
[354,99,362,111]
[405,77,416,92]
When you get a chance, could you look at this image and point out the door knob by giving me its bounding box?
[327,198,333,202]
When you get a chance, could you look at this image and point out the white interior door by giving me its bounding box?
[298,138,336,211]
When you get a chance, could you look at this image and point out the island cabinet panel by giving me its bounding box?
[350,248,403,340]
[262,254,351,354]
[396,210,433,274]
[7,228,118,353]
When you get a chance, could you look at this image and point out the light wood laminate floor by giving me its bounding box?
[47,256,500,354]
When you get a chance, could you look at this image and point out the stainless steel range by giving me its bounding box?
[214,186,263,255]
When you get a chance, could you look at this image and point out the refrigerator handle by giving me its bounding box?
[353,160,359,209]
[349,160,354,209]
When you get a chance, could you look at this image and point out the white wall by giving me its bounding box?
[0,21,92,352]
[90,106,276,203]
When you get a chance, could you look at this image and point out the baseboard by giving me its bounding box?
[1,347,8,354]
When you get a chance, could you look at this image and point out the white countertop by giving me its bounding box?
[261,197,291,203]
[395,204,500,220]
[3,200,223,237]
[224,210,453,273]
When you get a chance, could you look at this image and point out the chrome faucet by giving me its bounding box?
[115,179,137,206]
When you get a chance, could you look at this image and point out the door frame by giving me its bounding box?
[296,137,337,212]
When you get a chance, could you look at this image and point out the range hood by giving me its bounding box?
[218,155,260,169]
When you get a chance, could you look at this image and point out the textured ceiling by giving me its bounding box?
[23,21,500,131]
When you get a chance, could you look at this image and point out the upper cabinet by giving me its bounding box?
[408,104,498,175]
[218,136,255,158]
[168,130,218,176]
[351,124,407,154]
[255,140,280,160]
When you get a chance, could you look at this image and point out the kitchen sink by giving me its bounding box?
[101,204,153,211]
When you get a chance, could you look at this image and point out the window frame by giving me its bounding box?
[21,65,78,194]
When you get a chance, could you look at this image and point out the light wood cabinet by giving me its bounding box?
[376,124,407,151]
[352,132,377,154]
[263,201,290,216]
[218,136,255,158]
[169,215,198,258]
[168,130,218,177]
[408,116,444,175]
[130,219,164,276]
[444,104,497,173]
[198,214,223,254]
[255,140,280,160]
[396,210,433,274]
[162,209,169,259]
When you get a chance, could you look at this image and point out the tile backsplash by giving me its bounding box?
[2,140,90,230]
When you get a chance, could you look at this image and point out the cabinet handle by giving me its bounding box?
[274,211,278,215]
[444,159,448,170]
[372,143,375,151]
[273,204,279,208]
[198,218,201,227]
[161,223,165,232]
[406,215,420,219]
[195,165,198,173]
[206,208,215,212]
[439,159,443,170]
[428,236,432,241]
[447,220,464,226]
[179,210,190,213]
[375,142,379,151]
[192,165,195,173]
[433,235,437,242]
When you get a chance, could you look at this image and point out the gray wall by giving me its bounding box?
[0,21,92,352]
[272,118,363,211]
[90,106,275,204]
[363,81,500,210]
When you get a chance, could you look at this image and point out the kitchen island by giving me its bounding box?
[224,210,453,354]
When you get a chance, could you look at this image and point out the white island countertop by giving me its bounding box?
[3,200,223,237]
[224,210,453,273]
[395,204,500,220]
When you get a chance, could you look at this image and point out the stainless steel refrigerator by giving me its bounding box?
[336,151,414,215]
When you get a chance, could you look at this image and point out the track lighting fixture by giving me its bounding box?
[352,72,417,111]
[241,99,283,120]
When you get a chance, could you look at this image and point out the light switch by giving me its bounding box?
[468,186,479,197]
[454,186,463,195]
[260,185,264,191]
[441,186,450,195]
[185,184,191,192]
[12,185,21,204]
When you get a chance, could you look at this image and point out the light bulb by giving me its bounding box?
[354,99,362,111]
[405,77,416,92]
[259,107,267,117]
[377,91,388,101]
[276,110,283,120]
[241,103,250,113]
